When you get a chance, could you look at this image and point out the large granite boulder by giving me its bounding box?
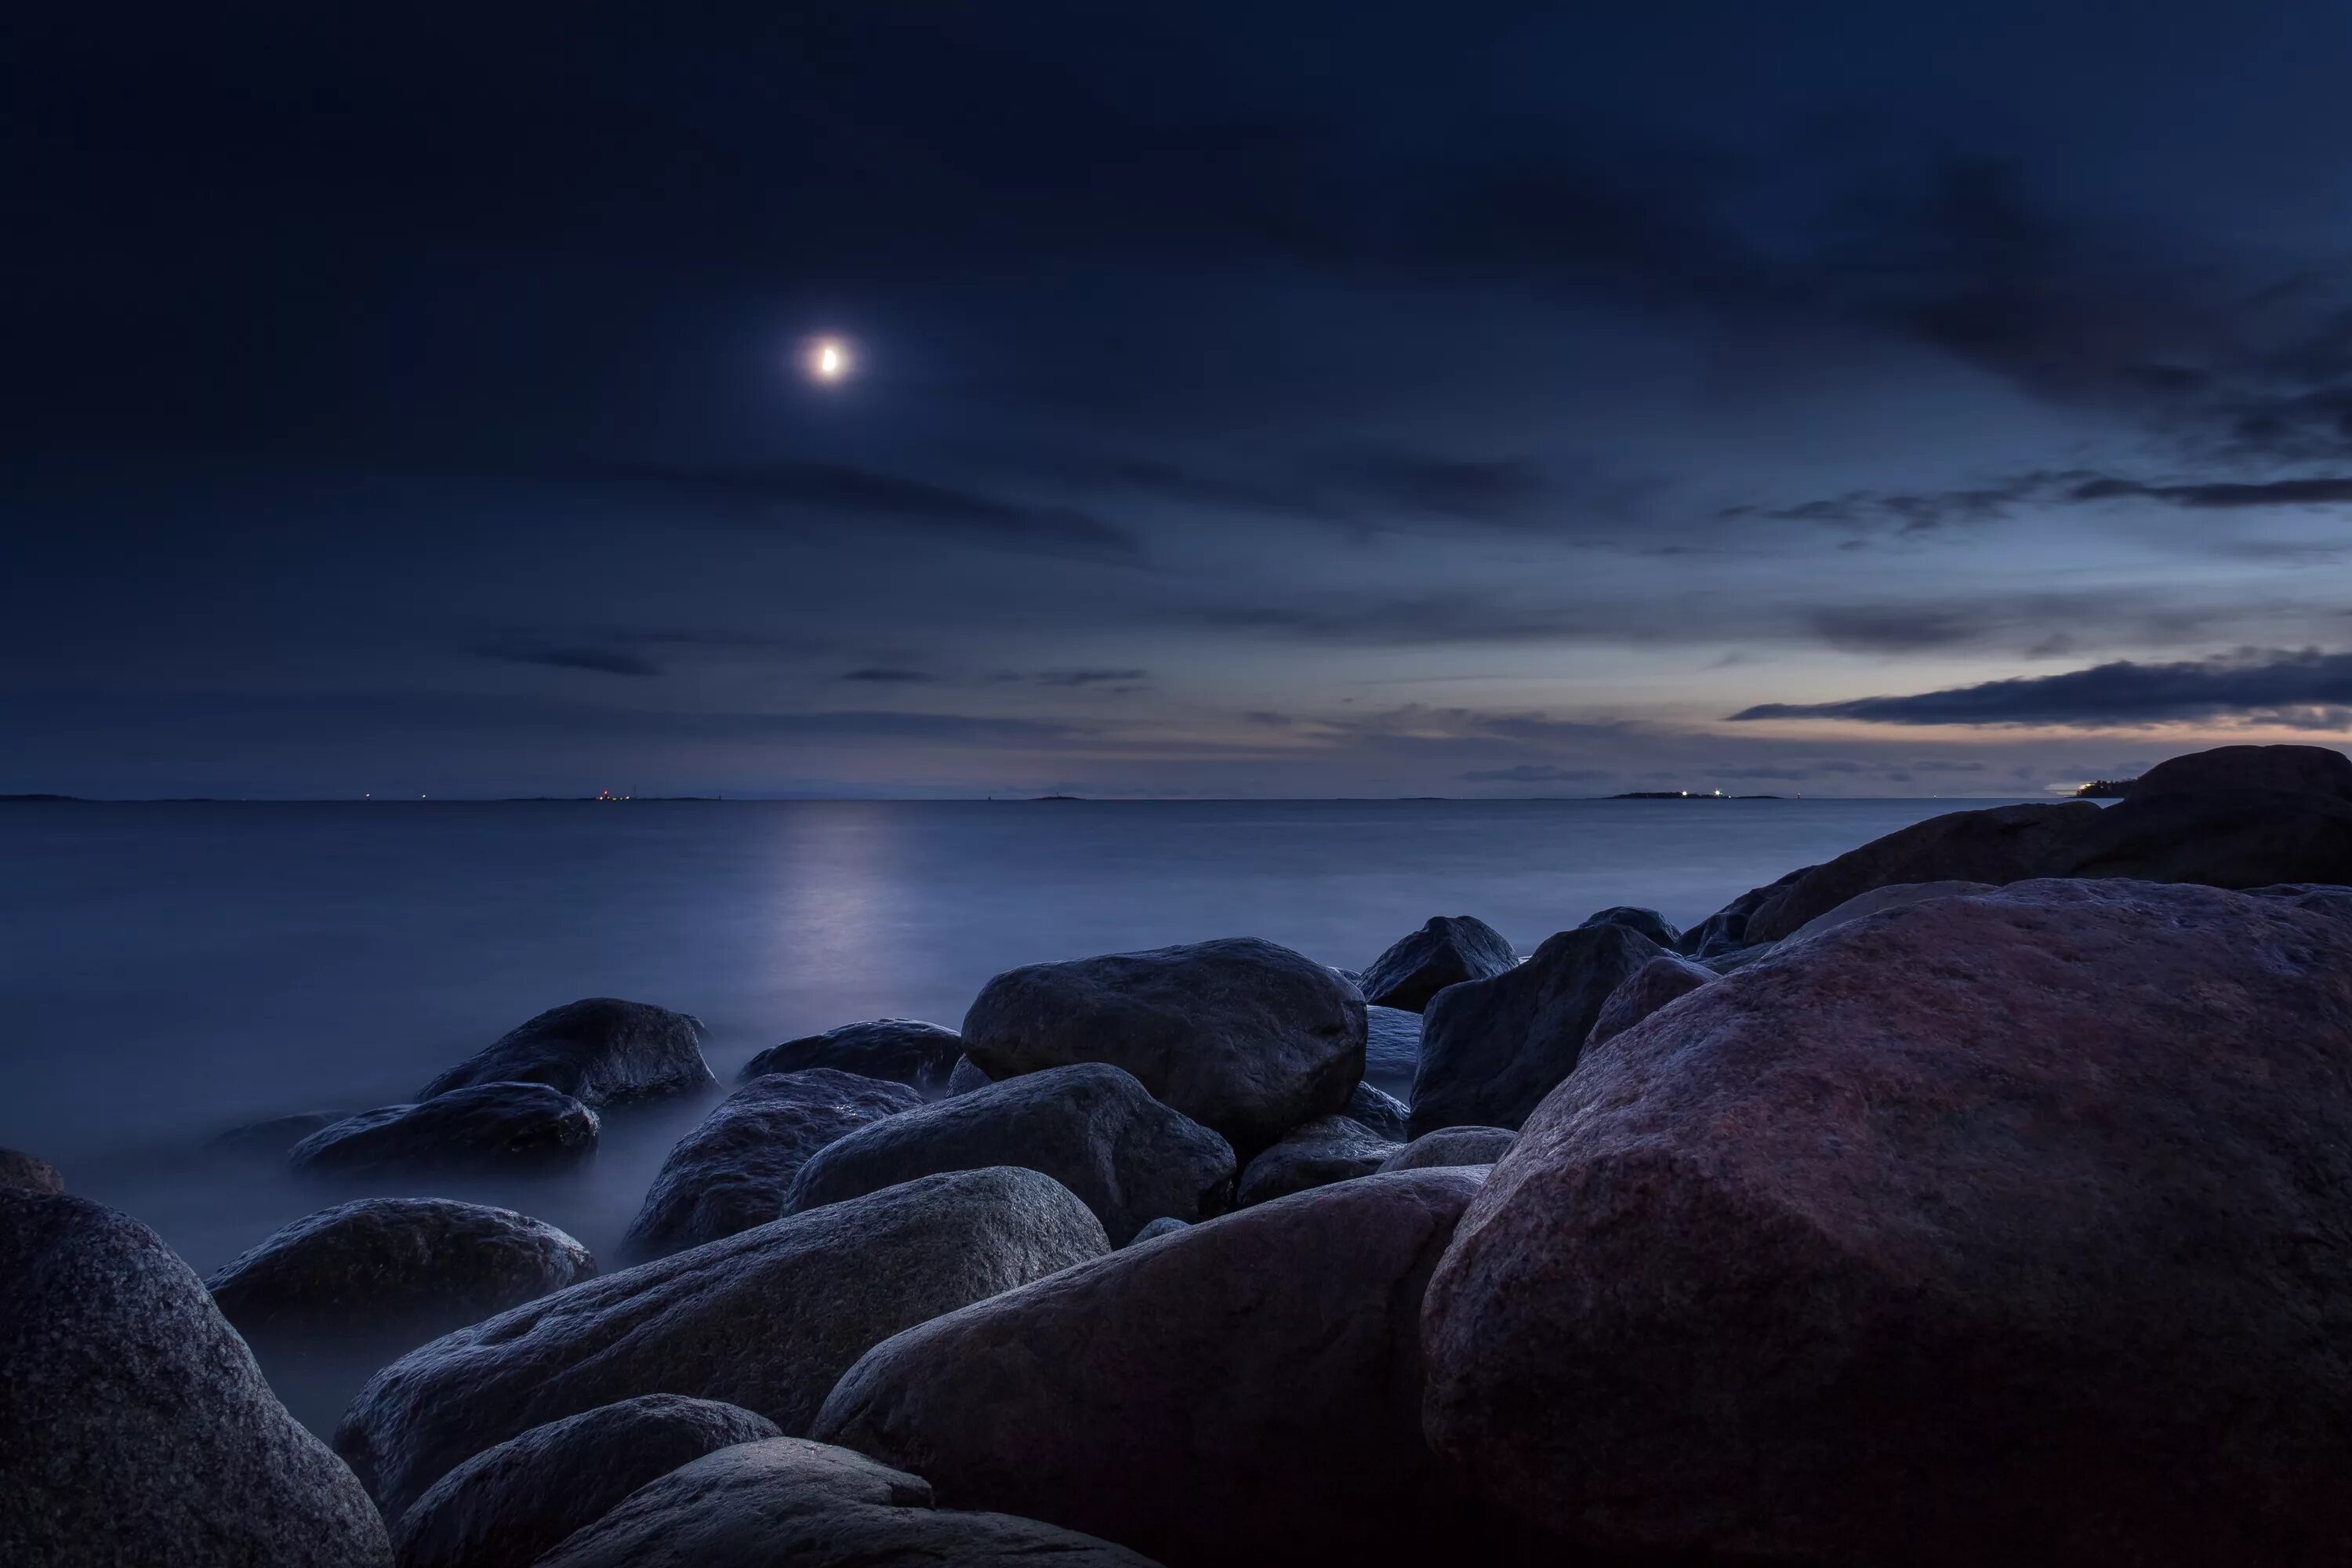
[1362,1005,1421,1097]
[1422,880,2352,1566]
[1679,864,1813,958]
[208,1198,593,1352]
[419,998,712,1105]
[2125,742,2352,800]
[1356,916,1518,1012]
[783,1064,1233,1246]
[961,937,1365,1156]
[530,1437,1160,1568]
[1234,1114,1399,1207]
[1577,906,1679,948]
[817,1170,1520,1567]
[740,1019,964,1094]
[1741,803,2098,944]
[336,1167,1108,1523]
[1376,1127,1512,1174]
[0,1146,63,1193]
[0,1191,391,1566]
[2068,784,2352,888]
[617,1069,920,1265]
[1583,953,1715,1048]
[390,1394,781,1568]
[1788,880,1997,942]
[289,1083,598,1176]
[1410,921,1667,1136]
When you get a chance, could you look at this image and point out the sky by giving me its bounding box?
[7,2,2352,799]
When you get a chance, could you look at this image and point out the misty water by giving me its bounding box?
[1,795,2002,1431]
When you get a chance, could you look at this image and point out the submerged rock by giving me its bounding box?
[1356,915,1518,1012]
[961,937,1364,1156]
[336,1167,1109,1523]
[531,1437,1160,1568]
[1583,952,1715,1048]
[289,1082,599,1176]
[0,1146,63,1193]
[1375,1126,1512,1173]
[739,1018,964,1094]
[0,1190,391,1566]
[1410,921,1666,1135]
[1424,879,2352,1567]
[1234,1115,1398,1207]
[784,1063,1233,1246]
[617,1069,919,1265]
[419,998,713,1106]
[390,1394,781,1568]
[206,1197,594,1351]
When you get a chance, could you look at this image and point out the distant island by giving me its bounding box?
[1612,790,1786,800]
[2073,779,2136,798]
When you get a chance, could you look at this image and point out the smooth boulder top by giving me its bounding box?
[961,936,1366,1156]
[0,1191,392,1568]
[206,1197,595,1347]
[617,1069,920,1265]
[1423,879,2352,1567]
[1788,879,1998,942]
[815,1169,1516,1568]
[784,1062,1234,1246]
[336,1166,1109,1523]
[390,1394,782,1568]
[289,1081,599,1176]
[1362,1004,1421,1096]
[2125,742,2352,801]
[1584,952,1715,1049]
[531,1437,1161,1568]
[1375,1125,1512,1174]
[1233,1115,1399,1209]
[2067,779,2352,887]
[740,1018,964,1094]
[1356,915,1519,1012]
[0,1145,63,1193]
[1741,802,2098,945]
[419,997,713,1106]
[1410,920,1668,1137]
[1577,905,1681,949]
[1343,1078,1409,1141]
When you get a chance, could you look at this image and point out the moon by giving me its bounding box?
[804,336,853,384]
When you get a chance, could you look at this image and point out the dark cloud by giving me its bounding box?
[1243,710,1295,726]
[1457,764,1610,784]
[1033,668,1149,687]
[2068,475,2352,508]
[1730,648,2352,728]
[472,642,663,677]
[838,667,941,684]
[1802,607,1994,654]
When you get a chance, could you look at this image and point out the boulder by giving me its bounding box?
[1788,880,1998,942]
[1577,906,1679,948]
[390,1395,781,1568]
[1741,803,2099,944]
[210,1111,350,1157]
[1344,1079,1410,1141]
[740,1018,964,1094]
[335,1167,1108,1523]
[1363,1005,1422,1097]
[617,1069,919,1265]
[784,1063,1233,1246]
[2067,786,2352,888]
[1679,864,1813,958]
[1410,921,1666,1136]
[1128,1216,1189,1245]
[289,1082,598,1177]
[1375,1127,1512,1174]
[2125,742,2352,801]
[1422,880,2352,1567]
[815,1170,1520,1568]
[1356,916,1518,1012]
[419,998,712,1105]
[1583,953,1715,1048]
[944,1054,993,1095]
[2250,883,2352,920]
[1234,1115,1398,1208]
[206,1198,594,1352]
[0,1146,63,1193]
[961,937,1365,1156]
[0,1191,391,1566]
[530,1437,1160,1568]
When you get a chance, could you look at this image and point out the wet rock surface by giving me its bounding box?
[739,1018,964,1094]
[1356,915,1519,1012]
[419,998,713,1106]
[289,1082,600,1177]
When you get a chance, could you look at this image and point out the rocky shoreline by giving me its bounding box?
[8,742,2352,1565]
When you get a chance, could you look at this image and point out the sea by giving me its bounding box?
[0,794,2006,1430]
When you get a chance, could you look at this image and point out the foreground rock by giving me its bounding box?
[1788,879,1996,942]
[618,1070,919,1264]
[1376,1127,1512,1173]
[419,998,713,1105]
[2125,741,2352,800]
[0,1190,390,1566]
[0,1146,63,1192]
[1741,803,2098,944]
[390,1395,781,1568]
[817,1170,1521,1568]
[1356,916,1518,1011]
[741,1019,964,1094]
[207,1198,594,1352]
[1234,1115,1399,1207]
[1583,952,1714,1048]
[962,937,1364,1155]
[336,1167,1108,1523]
[532,1437,1160,1568]
[1362,1005,1421,1096]
[1410,921,1666,1135]
[785,1064,1232,1245]
[289,1083,599,1176]
[1424,880,2352,1566]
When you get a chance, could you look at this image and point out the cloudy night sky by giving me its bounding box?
[9,2,2352,799]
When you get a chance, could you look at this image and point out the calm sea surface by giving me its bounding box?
[0,796,2002,1427]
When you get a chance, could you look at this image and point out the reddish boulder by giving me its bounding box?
[1422,880,2352,1567]
[1741,802,2096,943]
[2124,742,2352,801]
[1583,953,1713,1048]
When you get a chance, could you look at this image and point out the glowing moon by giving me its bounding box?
[805,336,853,384]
